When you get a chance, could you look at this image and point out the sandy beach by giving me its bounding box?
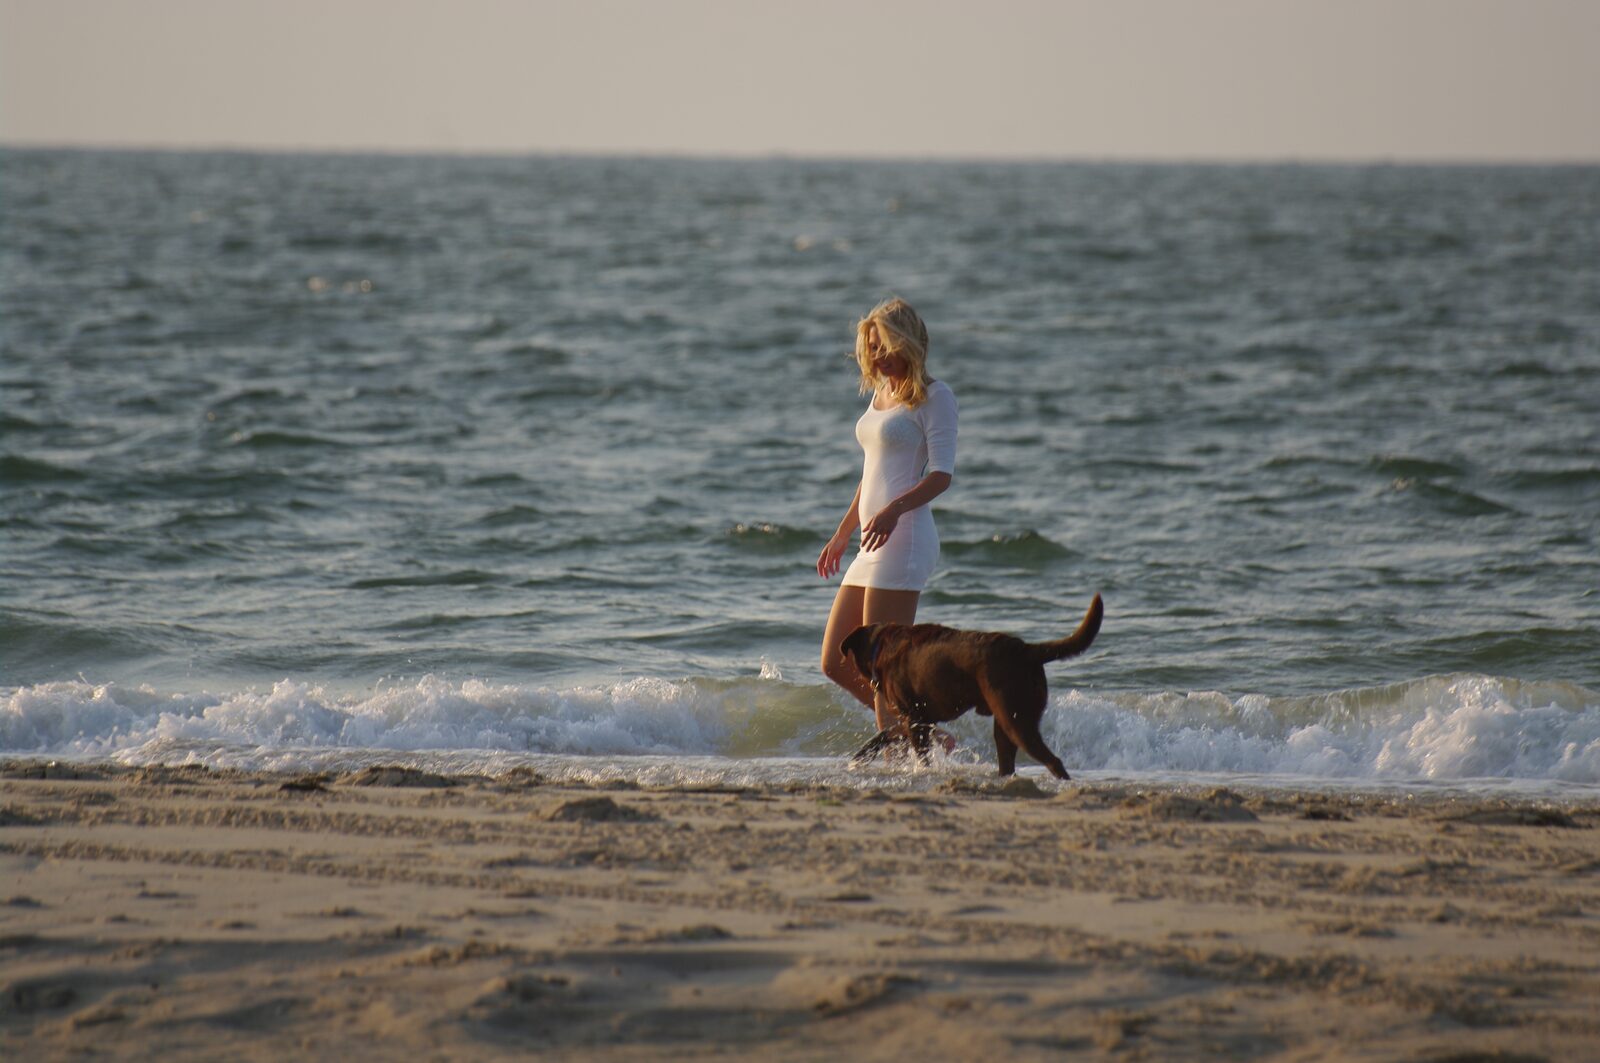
[2,760,1597,1061]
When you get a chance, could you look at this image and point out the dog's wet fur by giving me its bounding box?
[840,594,1103,778]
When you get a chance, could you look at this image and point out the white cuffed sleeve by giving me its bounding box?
[919,382,958,476]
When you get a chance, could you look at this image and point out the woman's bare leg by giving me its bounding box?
[821,583,873,708]
[822,584,921,709]
[863,588,919,729]
[824,585,934,766]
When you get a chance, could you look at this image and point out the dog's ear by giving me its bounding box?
[839,624,882,675]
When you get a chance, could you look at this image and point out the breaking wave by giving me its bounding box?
[4,672,1598,787]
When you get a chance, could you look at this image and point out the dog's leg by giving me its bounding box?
[848,729,901,765]
[909,723,935,766]
[992,719,1018,776]
[1011,724,1070,781]
[986,676,1072,781]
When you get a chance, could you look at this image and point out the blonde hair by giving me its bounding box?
[854,297,932,408]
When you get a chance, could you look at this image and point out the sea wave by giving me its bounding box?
[4,672,1597,785]
[1044,676,1600,782]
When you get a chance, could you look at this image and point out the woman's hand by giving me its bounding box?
[817,532,849,579]
[860,504,901,553]
[861,474,948,554]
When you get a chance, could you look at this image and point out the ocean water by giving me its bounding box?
[3,149,1598,793]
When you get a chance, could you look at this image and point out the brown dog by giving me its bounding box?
[840,594,1103,779]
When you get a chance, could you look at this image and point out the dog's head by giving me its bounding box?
[839,624,886,681]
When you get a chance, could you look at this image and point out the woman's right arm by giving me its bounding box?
[817,481,862,579]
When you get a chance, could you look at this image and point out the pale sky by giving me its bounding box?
[2,0,1597,161]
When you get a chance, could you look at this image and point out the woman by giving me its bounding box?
[818,297,957,735]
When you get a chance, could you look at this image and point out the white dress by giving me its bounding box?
[840,380,958,591]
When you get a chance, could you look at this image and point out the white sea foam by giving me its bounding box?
[1042,675,1600,783]
[3,672,1599,790]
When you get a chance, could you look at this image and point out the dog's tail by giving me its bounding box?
[1026,593,1103,666]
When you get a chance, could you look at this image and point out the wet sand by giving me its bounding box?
[2,760,1598,1061]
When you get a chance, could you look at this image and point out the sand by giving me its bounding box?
[2,760,1597,1061]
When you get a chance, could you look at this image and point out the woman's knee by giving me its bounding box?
[821,649,849,684]
[823,642,868,687]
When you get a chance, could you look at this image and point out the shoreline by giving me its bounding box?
[4,761,1598,1060]
[7,747,1600,804]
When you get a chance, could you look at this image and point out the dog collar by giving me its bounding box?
[867,640,884,691]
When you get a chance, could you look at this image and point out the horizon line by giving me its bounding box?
[4,138,1598,169]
